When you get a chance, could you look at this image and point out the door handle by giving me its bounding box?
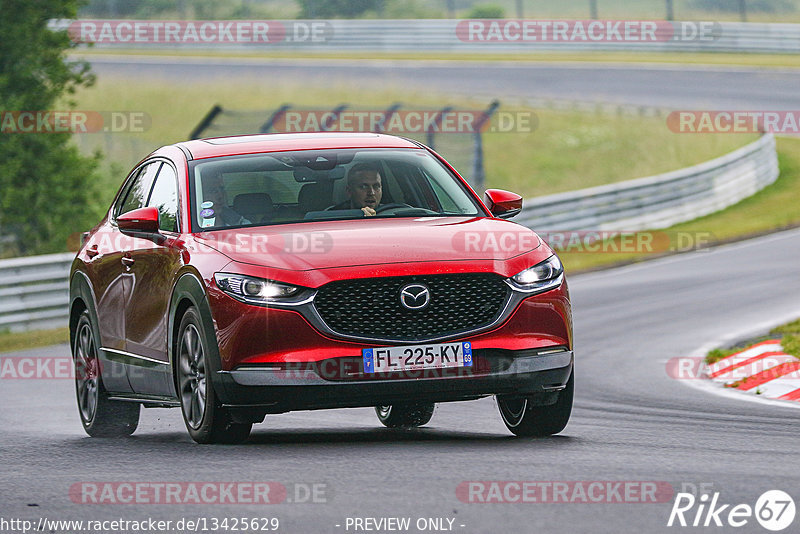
[121,256,135,269]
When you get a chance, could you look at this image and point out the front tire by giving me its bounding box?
[176,307,252,444]
[73,310,140,437]
[375,403,435,428]
[497,371,573,437]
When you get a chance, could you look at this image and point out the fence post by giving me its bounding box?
[471,100,500,192]
[260,104,292,133]
[320,104,348,131]
[426,106,453,151]
[189,104,223,139]
[375,103,403,133]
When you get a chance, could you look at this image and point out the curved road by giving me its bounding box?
[2,58,800,533]
[3,228,799,533]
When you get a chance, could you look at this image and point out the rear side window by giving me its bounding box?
[116,162,161,217]
[147,164,179,233]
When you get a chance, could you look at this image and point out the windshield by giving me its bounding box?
[188,148,484,231]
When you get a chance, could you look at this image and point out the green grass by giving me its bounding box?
[771,319,800,335]
[67,75,753,203]
[0,328,69,354]
[706,346,743,365]
[782,333,800,358]
[483,111,755,196]
[75,48,800,69]
[64,75,796,278]
[558,136,800,272]
[705,318,800,366]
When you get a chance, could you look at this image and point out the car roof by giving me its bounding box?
[176,132,423,160]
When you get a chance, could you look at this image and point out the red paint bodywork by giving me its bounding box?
[72,133,572,390]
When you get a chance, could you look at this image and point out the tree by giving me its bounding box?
[0,0,105,255]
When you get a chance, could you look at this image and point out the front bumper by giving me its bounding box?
[214,348,573,414]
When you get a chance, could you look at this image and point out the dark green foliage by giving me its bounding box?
[466,4,505,18]
[0,0,105,255]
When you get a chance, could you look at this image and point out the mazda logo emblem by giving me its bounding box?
[400,283,431,310]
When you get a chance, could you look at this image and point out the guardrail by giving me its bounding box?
[50,20,800,54]
[0,253,74,334]
[515,134,778,231]
[0,135,779,333]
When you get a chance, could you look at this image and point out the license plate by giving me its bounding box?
[363,342,473,373]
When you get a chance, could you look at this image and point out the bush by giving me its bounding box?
[0,0,106,255]
[466,4,505,18]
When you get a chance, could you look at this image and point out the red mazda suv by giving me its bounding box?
[69,132,573,443]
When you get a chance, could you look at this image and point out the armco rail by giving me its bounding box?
[0,135,779,333]
[514,134,778,231]
[51,20,800,54]
[0,253,74,334]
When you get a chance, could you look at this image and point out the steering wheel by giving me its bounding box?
[374,203,414,214]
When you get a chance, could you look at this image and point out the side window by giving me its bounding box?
[147,164,179,233]
[116,162,161,217]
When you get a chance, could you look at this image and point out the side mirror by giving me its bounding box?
[484,189,522,219]
[117,207,160,233]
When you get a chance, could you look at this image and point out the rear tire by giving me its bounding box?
[176,307,252,444]
[375,403,435,428]
[73,310,140,437]
[497,371,573,437]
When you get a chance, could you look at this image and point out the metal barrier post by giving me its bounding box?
[189,104,223,139]
[320,104,349,132]
[260,104,292,133]
[426,106,453,151]
[471,100,500,191]
[375,103,403,133]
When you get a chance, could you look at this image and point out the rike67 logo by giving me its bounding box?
[668,490,795,531]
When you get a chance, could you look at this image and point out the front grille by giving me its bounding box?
[313,273,510,341]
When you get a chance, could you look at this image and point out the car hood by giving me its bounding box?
[192,216,541,271]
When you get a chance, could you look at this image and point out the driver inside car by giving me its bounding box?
[329,162,383,216]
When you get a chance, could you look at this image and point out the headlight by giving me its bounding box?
[214,273,303,305]
[507,255,564,293]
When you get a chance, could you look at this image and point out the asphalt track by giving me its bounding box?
[3,227,799,533]
[84,55,800,109]
[2,58,800,533]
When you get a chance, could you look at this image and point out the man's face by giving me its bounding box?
[347,171,382,209]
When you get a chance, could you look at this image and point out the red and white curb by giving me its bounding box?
[704,339,800,401]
